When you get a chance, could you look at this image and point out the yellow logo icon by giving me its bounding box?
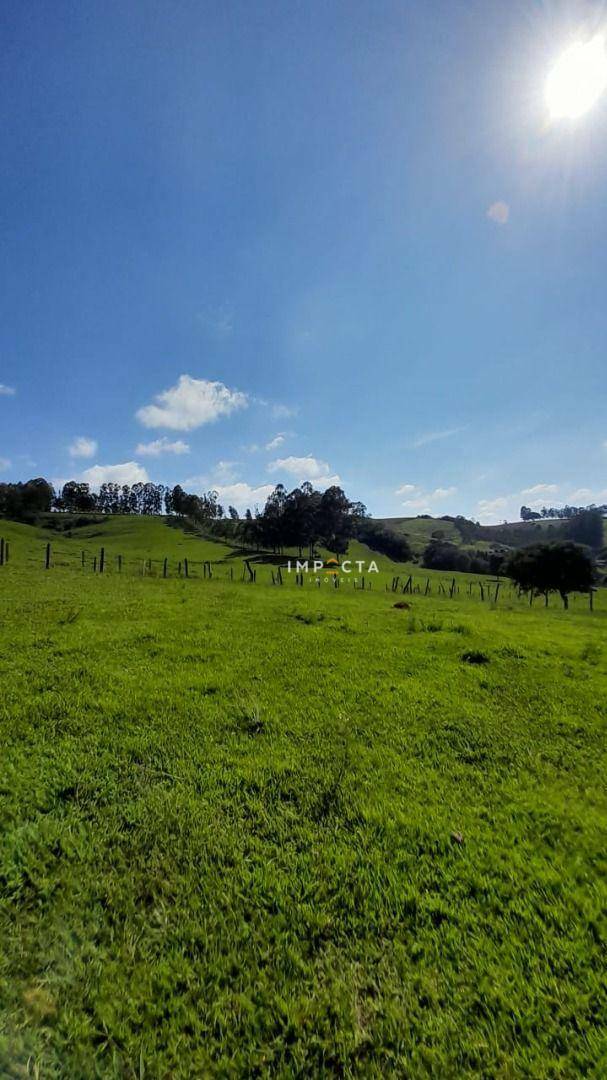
[324,558,340,575]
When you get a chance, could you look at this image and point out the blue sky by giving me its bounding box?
[1,0,606,521]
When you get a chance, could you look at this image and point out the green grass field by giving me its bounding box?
[1,518,606,1077]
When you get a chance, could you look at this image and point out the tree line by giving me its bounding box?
[0,476,368,556]
[520,502,607,522]
[0,478,228,522]
[207,482,368,556]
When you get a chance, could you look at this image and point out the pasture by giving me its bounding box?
[0,518,606,1077]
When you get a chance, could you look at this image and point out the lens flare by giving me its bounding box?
[545,34,607,119]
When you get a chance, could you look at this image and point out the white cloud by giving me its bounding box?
[184,461,243,489]
[267,454,340,487]
[69,436,98,459]
[136,375,248,431]
[487,201,509,225]
[187,478,275,514]
[136,437,190,457]
[412,426,465,449]
[217,482,276,512]
[398,485,458,512]
[0,457,11,471]
[212,461,241,484]
[567,487,607,503]
[0,384,16,396]
[265,433,287,451]
[81,462,149,489]
[520,483,558,497]
[476,496,511,523]
[271,403,298,419]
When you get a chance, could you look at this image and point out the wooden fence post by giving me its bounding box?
[4,541,8,563]
[118,555,122,573]
[45,543,51,570]
[184,558,189,578]
[163,557,168,578]
[0,537,4,566]
[81,550,85,567]
[99,547,105,574]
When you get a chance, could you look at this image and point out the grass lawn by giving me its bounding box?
[0,519,606,1076]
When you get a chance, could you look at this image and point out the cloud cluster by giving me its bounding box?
[265,433,286,451]
[520,483,558,497]
[212,481,276,512]
[136,375,247,431]
[267,455,340,487]
[395,484,457,512]
[186,449,340,514]
[81,462,149,488]
[136,437,190,457]
[186,474,275,514]
[476,496,510,522]
[69,436,98,459]
[568,486,607,503]
[0,384,15,396]
[0,457,11,471]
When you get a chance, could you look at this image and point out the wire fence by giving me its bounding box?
[0,537,603,611]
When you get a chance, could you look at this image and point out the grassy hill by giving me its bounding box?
[375,516,462,554]
[0,514,606,1074]
[1,514,604,597]
[376,514,607,556]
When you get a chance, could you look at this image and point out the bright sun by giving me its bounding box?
[545,34,607,119]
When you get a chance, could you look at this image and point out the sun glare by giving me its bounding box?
[545,34,607,119]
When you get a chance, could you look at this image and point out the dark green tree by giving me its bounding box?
[566,509,604,549]
[505,541,595,609]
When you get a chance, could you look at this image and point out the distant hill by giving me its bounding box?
[375,515,607,556]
